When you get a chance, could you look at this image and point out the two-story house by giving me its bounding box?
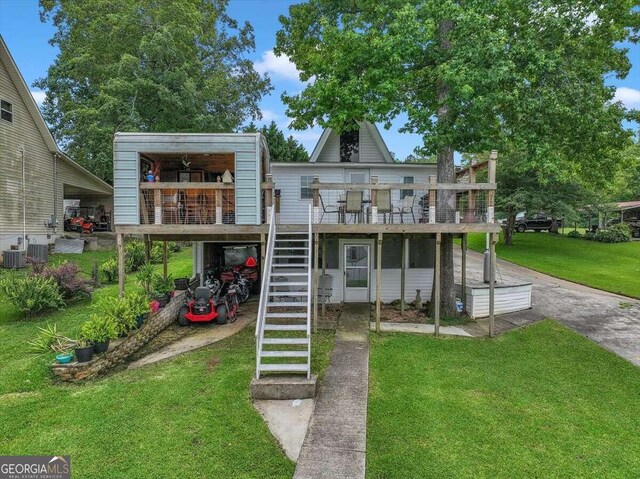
[112,122,500,380]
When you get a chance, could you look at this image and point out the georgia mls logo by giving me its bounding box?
[0,456,70,479]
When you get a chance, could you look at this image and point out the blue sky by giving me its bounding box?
[1,0,638,159]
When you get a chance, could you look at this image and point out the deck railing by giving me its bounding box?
[310,152,497,226]
[139,175,275,226]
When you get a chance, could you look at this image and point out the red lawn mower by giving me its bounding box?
[177,286,238,326]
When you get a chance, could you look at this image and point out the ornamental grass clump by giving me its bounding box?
[0,276,65,317]
[34,261,93,301]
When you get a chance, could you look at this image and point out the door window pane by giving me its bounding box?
[346,268,368,288]
[346,245,368,267]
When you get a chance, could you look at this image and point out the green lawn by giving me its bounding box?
[0,247,333,478]
[368,321,640,479]
[466,232,640,298]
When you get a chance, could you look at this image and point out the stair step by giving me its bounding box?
[276,232,307,235]
[262,338,309,345]
[270,281,308,286]
[269,291,307,297]
[266,313,308,319]
[275,239,308,243]
[274,247,309,250]
[267,302,307,308]
[273,255,308,259]
[260,350,308,358]
[272,264,309,268]
[259,363,309,372]
[271,272,308,277]
[264,324,307,331]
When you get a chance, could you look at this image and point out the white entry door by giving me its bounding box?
[343,244,370,302]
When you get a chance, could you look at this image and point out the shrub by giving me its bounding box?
[136,262,155,296]
[35,261,93,301]
[0,276,65,317]
[567,230,582,239]
[79,314,118,343]
[150,243,165,264]
[100,258,118,283]
[28,323,75,354]
[93,292,150,336]
[125,241,146,272]
[151,273,174,297]
[168,241,181,253]
[593,223,631,243]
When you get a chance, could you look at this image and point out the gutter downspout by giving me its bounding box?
[20,146,26,251]
[53,153,57,225]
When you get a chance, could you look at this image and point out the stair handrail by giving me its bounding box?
[306,204,313,378]
[256,206,276,377]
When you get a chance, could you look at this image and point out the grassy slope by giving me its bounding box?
[0,247,334,478]
[466,232,640,298]
[367,321,640,479]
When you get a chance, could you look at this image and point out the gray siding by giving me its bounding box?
[113,133,265,226]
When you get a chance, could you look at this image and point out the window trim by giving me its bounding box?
[401,176,414,199]
[300,175,314,200]
[0,99,13,123]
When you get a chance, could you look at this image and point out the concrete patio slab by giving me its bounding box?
[370,321,473,337]
[253,399,314,462]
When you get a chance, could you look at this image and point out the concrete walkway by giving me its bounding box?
[369,321,472,337]
[456,248,640,366]
[294,303,369,479]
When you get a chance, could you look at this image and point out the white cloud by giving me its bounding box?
[260,109,280,122]
[31,90,46,107]
[254,50,301,82]
[614,87,640,109]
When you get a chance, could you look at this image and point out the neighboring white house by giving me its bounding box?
[271,122,438,303]
[0,36,113,254]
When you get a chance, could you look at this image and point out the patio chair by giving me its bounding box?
[393,195,416,224]
[317,274,333,303]
[161,190,179,224]
[319,194,340,223]
[375,189,393,223]
[345,190,364,223]
[183,189,203,224]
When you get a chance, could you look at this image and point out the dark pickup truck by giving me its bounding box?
[514,214,563,233]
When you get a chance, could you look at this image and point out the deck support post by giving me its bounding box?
[489,232,497,337]
[322,235,327,320]
[260,233,266,271]
[312,176,320,224]
[400,234,406,315]
[162,240,168,279]
[117,233,125,298]
[461,233,467,313]
[434,233,441,336]
[144,235,151,262]
[153,189,162,225]
[313,231,319,333]
[375,233,383,333]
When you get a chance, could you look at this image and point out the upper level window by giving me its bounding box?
[301,175,313,200]
[339,129,359,162]
[401,176,414,199]
[1,100,12,122]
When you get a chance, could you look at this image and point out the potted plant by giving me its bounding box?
[136,262,155,296]
[74,338,94,363]
[126,292,151,327]
[93,296,137,337]
[151,274,174,308]
[80,314,118,354]
[55,349,74,364]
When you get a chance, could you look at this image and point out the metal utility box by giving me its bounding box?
[27,244,49,262]
[2,250,26,269]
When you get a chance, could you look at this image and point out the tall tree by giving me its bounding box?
[276,0,638,316]
[36,0,271,182]
[243,121,309,162]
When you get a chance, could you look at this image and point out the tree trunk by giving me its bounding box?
[504,207,516,246]
[550,218,559,234]
[432,18,457,318]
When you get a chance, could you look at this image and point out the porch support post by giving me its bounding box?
[117,233,125,298]
[154,189,162,225]
[312,176,320,224]
[260,233,266,270]
[370,176,378,224]
[375,233,383,333]
[400,233,406,315]
[144,235,151,262]
[322,235,327,320]
[489,232,497,337]
[461,233,467,313]
[162,240,168,279]
[264,173,273,223]
[313,231,319,333]
[434,233,441,337]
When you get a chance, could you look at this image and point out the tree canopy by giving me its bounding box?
[276,0,639,314]
[243,121,309,162]
[36,0,271,182]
